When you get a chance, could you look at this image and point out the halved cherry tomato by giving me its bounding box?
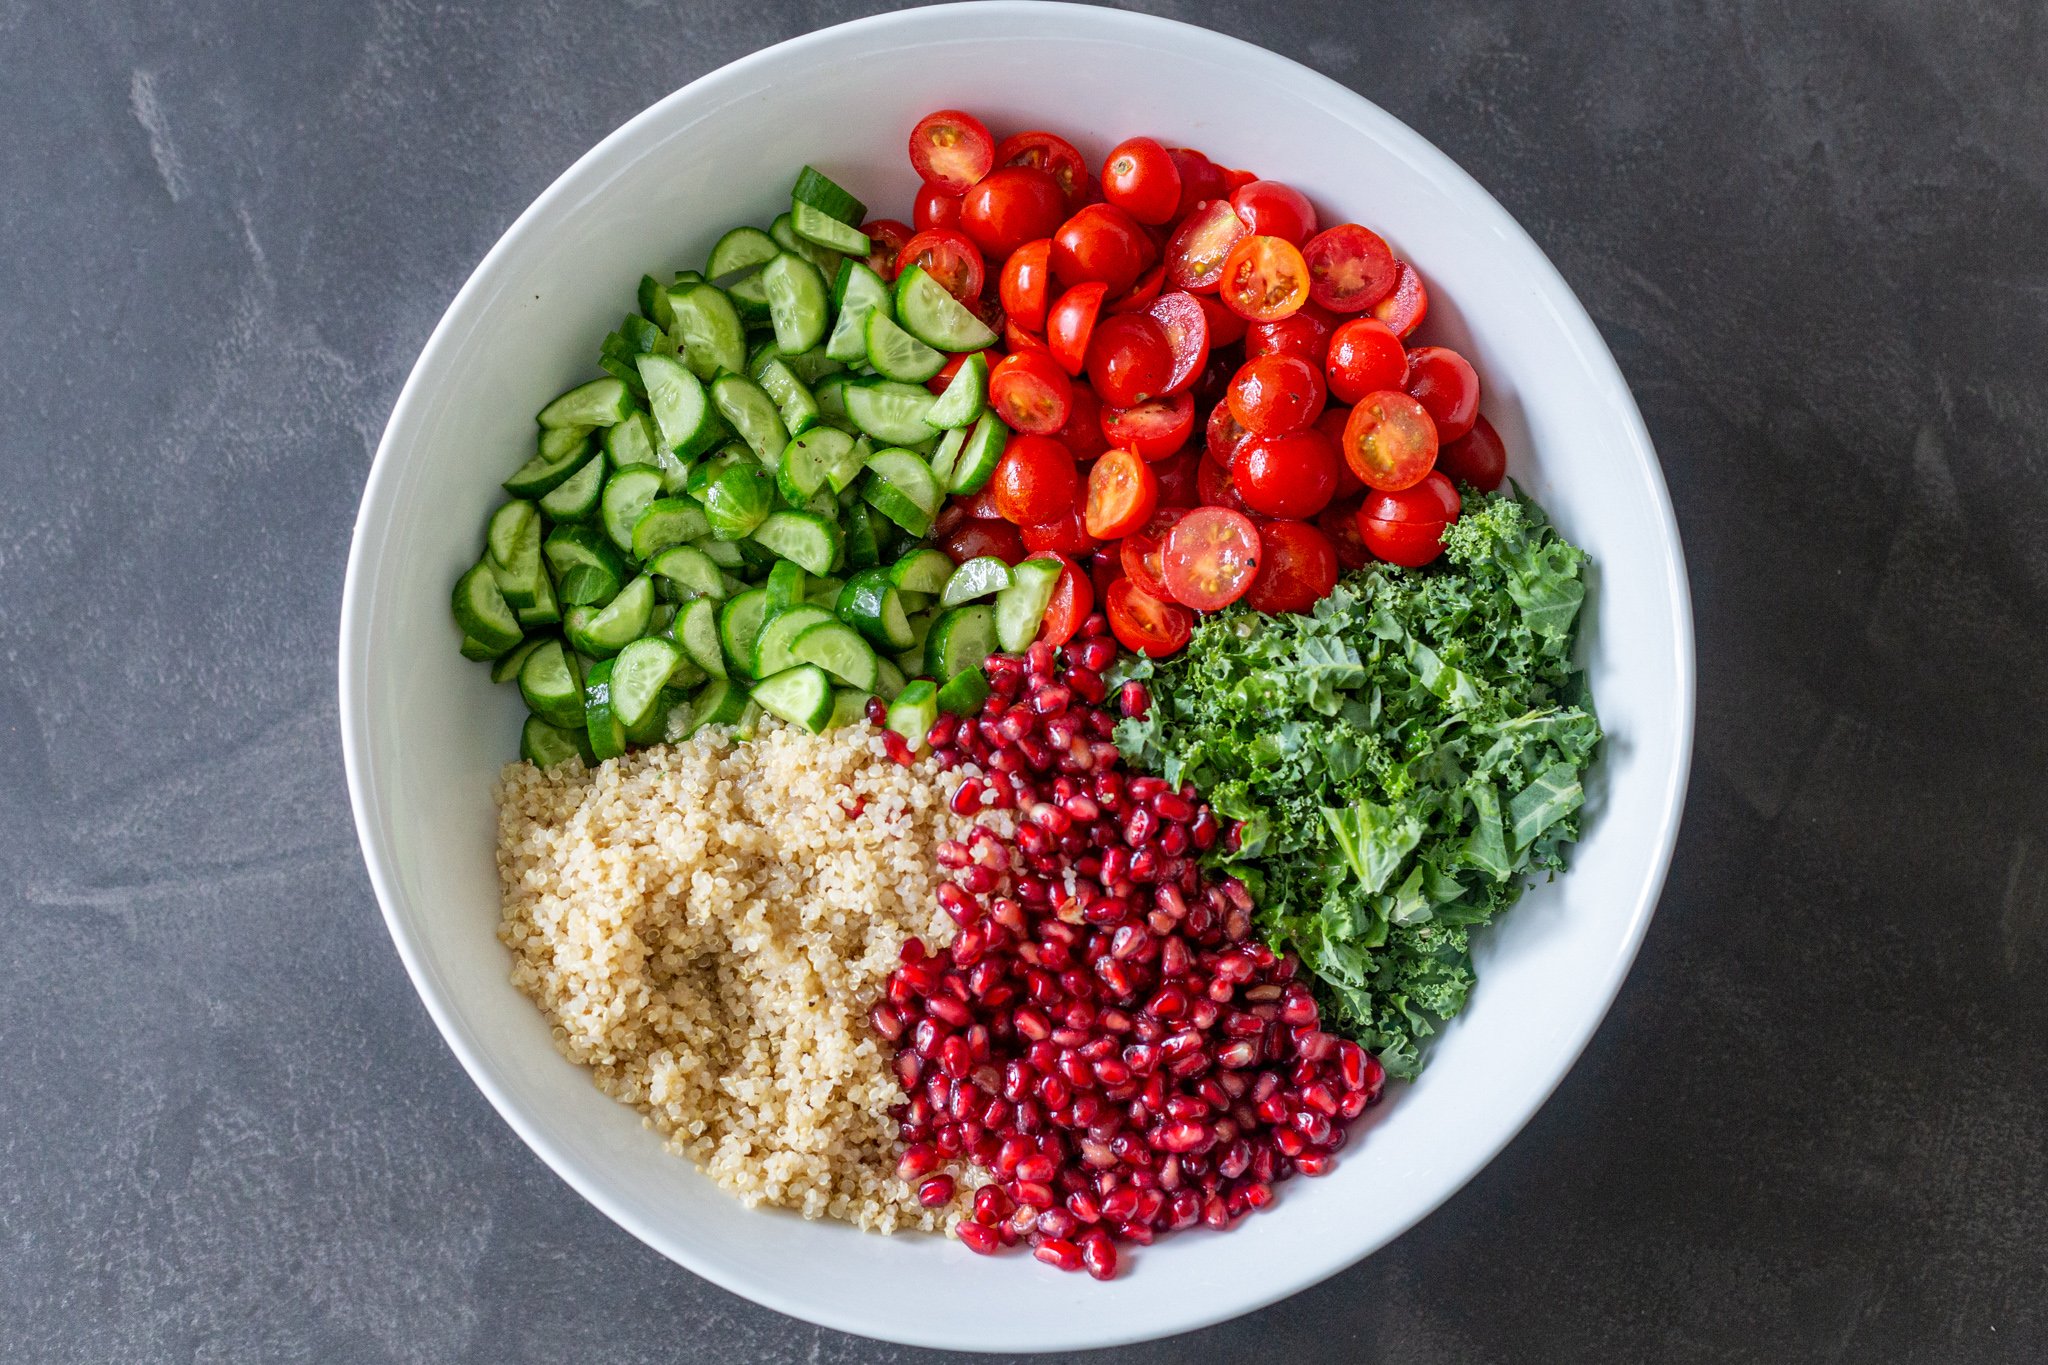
[960,482,1005,521]
[1437,413,1507,491]
[1119,506,1186,599]
[1358,471,1460,567]
[926,349,990,397]
[915,181,964,232]
[998,239,1054,333]
[1205,401,1251,466]
[960,167,1066,259]
[1228,180,1317,245]
[1165,198,1249,293]
[989,350,1074,435]
[1196,455,1252,515]
[1316,495,1372,569]
[1217,165,1259,195]
[1106,262,1166,315]
[942,516,1026,566]
[1302,224,1399,314]
[1046,281,1109,377]
[1235,429,1341,519]
[910,109,995,194]
[1021,509,1099,557]
[933,498,969,540]
[992,433,1081,524]
[1052,203,1155,295]
[1084,447,1159,539]
[1107,577,1194,657]
[1101,391,1194,461]
[1004,319,1050,354]
[1194,292,1247,347]
[994,131,1089,211]
[1166,147,1229,220]
[1244,519,1339,614]
[860,219,914,280]
[1370,261,1429,337]
[1163,506,1262,611]
[1403,346,1480,442]
[1085,314,1174,408]
[1142,291,1211,394]
[1153,449,1200,508]
[1315,405,1366,499]
[1101,136,1182,225]
[1325,318,1409,404]
[1054,383,1108,461]
[1226,353,1326,435]
[1219,235,1310,322]
[1342,390,1439,492]
[897,228,986,302]
[1037,552,1095,647]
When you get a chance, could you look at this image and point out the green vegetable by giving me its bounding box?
[1111,493,1601,1079]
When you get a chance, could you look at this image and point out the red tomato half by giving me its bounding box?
[1142,291,1211,394]
[1403,346,1481,442]
[1196,455,1250,514]
[1004,319,1050,355]
[1054,383,1109,461]
[1046,281,1109,377]
[998,239,1053,333]
[860,219,914,280]
[992,433,1081,525]
[1165,198,1249,293]
[1037,553,1095,646]
[960,167,1067,259]
[1205,401,1251,467]
[942,516,1026,566]
[994,131,1089,210]
[1106,262,1166,316]
[1226,353,1327,435]
[1021,509,1099,557]
[1219,235,1311,322]
[914,181,963,232]
[1325,318,1410,405]
[910,109,994,194]
[1163,506,1262,611]
[1194,291,1247,347]
[1052,203,1155,295]
[1085,313,1174,407]
[1106,578,1194,657]
[1316,495,1372,569]
[1358,472,1460,568]
[1228,180,1318,245]
[1342,390,1439,492]
[926,349,989,396]
[1437,413,1507,491]
[1235,429,1341,519]
[1244,519,1339,614]
[959,482,1005,521]
[1244,301,1337,365]
[897,229,986,302]
[1119,506,1186,599]
[989,349,1074,435]
[1101,391,1195,460]
[1166,147,1229,220]
[1370,261,1430,337]
[1101,136,1182,225]
[1084,447,1160,540]
[1302,224,1399,314]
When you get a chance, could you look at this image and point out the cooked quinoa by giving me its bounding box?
[495,720,985,1232]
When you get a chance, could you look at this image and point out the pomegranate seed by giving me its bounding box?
[1079,638,1118,672]
[1080,1227,1118,1279]
[898,1143,938,1181]
[958,1220,1001,1254]
[917,1174,956,1207]
[1033,1237,1084,1272]
[950,779,984,816]
[1013,1179,1055,1209]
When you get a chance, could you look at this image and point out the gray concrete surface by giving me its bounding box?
[3,1,2044,1360]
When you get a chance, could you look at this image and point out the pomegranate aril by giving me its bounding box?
[958,1220,1001,1255]
[1033,1237,1084,1272]
[917,1174,956,1207]
[1080,1227,1119,1280]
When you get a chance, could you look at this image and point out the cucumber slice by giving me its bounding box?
[928,351,990,429]
[582,658,626,760]
[632,497,713,561]
[948,410,1010,495]
[826,688,873,731]
[537,453,605,523]
[792,619,880,691]
[898,589,934,615]
[757,560,801,612]
[692,534,747,569]
[638,354,728,461]
[519,639,586,728]
[861,449,943,536]
[710,372,792,468]
[835,568,914,650]
[843,379,938,445]
[884,680,940,751]
[538,377,634,429]
[646,544,726,602]
[864,311,946,383]
[486,501,544,608]
[685,677,751,736]
[685,447,748,501]
[518,569,561,628]
[804,574,845,609]
[564,574,655,657]
[770,211,842,279]
[924,603,999,679]
[600,464,666,555]
[761,253,830,355]
[668,283,747,380]
[928,427,968,486]
[995,557,1063,651]
[461,633,508,662]
[791,165,867,226]
[750,509,844,577]
[602,406,656,467]
[842,501,882,570]
[873,656,908,703]
[889,547,954,595]
[701,462,776,540]
[670,596,726,679]
[543,525,627,607]
[707,225,779,281]
[752,604,835,677]
[491,634,549,685]
[452,561,522,655]
[520,715,590,768]
[717,587,771,679]
[725,266,772,322]
[639,274,677,329]
[609,637,682,736]
[752,357,820,436]
[825,260,894,364]
[940,555,1013,607]
[504,427,591,497]
[776,426,856,505]
[936,666,991,716]
[894,265,999,352]
[790,201,870,256]
[751,665,835,733]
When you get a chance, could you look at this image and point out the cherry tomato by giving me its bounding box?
[1228,180,1317,245]
[1341,390,1439,492]
[897,228,986,302]
[1166,147,1229,220]
[1106,262,1166,315]
[1316,495,1373,569]
[1084,447,1159,539]
[1217,165,1259,195]
[926,348,989,397]
[1244,301,1337,365]
[1004,319,1050,355]
[1437,413,1507,491]
[1325,318,1409,405]
[1119,506,1186,599]
[1370,261,1429,337]
[1162,506,1262,611]
[1100,136,1181,225]
[909,109,995,194]
[1219,235,1311,322]
[989,349,1074,435]
[1403,346,1480,442]
[959,482,1005,521]
[1194,292,1247,347]
[1053,383,1108,462]
[1052,204,1155,295]
[1196,455,1252,514]
[994,131,1089,210]
[914,181,964,232]
[1101,391,1195,461]
[992,433,1081,525]
[1302,223,1399,314]
[1315,405,1366,499]
[1085,314,1174,407]
[1021,509,1099,557]
[1244,519,1339,614]
[1235,429,1341,519]
[1153,449,1200,508]
[860,219,914,280]
[1226,353,1326,435]
[942,516,1026,566]
[1205,401,1251,466]
[1165,198,1249,293]
[1358,471,1460,567]
[959,167,1067,260]
[1141,291,1211,395]
[1037,553,1095,646]
[1046,281,1109,377]
[997,239,1054,333]
[1107,578,1194,657]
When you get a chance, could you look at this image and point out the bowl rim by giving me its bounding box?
[339,0,1695,1349]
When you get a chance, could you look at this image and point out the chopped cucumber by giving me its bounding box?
[543,525,626,606]
[646,544,726,602]
[538,453,605,523]
[632,497,713,560]
[761,253,830,355]
[827,688,873,730]
[692,534,746,569]
[804,574,845,609]
[669,283,747,380]
[707,225,779,281]
[792,619,880,691]
[491,634,549,686]
[764,559,807,612]
[638,353,728,461]
[751,509,843,577]
[610,637,683,738]
[564,574,655,657]
[813,372,854,429]
[928,427,968,486]
[843,379,939,445]
[777,426,857,505]
[751,664,835,732]
[925,603,998,680]
[452,561,523,655]
[836,568,914,650]
[486,501,544,608]
[770,211,842,279]
[600,464,665,554]
[710,372,791,468]
[752,357,820,436]
[791,165,866,226]
[670,597,726,679]
[701,462,776,540]
[861,448,943,536]
[686,677,751,736]
[842,501,882,570]
[884,680,940,750]
[928,351,989,429]
[538,377,634,429]
[995,557,1063,651]
[518,571,561,627]
[790,201,869,256]
[504,427,591,497]
[935,666,991,716]
[873,656,908,703]
[893,265,998,352]
[889,547,954,596]
[520,715,590,768]
[864,310,946,383]
[825,260,894,364]
[752,604,835,677]
[940,555,1012,606]
[948,411,1009,495]
[717,587,771,679]
[519,639,585,727]
[638,275,676,329]
[582,658,627,761]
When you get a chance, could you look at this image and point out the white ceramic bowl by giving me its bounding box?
[340,2,1693,1351]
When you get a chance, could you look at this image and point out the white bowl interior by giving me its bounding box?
[340,3,1692,1352]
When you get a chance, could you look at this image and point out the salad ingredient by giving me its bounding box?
[1107,578,1194,657]
[1101,392,1195,461]
[1112,492,1600,1077]
[1162,507,1261,612]
[910,109,996,193]
[960,167,1067,258]
[1082,448,1159,540]
[1165,199,1249,292]
[1051,203,1154,295]
[1218,235,1310,322]
[1235,430,1341,520]
[1046,281,1109,376]
[992,434,1080,525]
[1341,390,1440,491]
[1301,224,1399,314]
[1437,413,1508,492]
[1228,179,1317,245]
[1084,314,1174,408]
[1324,318,1409,405]
[1357,471,1461,568]
[993,130,1088,209]
[1242,519,1339,615]
[1370,260,1430,337]
[1226,353,1326,435]
[1403,345,1481,443]
[989,350,1074,434]
[1100,136,1182,225]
